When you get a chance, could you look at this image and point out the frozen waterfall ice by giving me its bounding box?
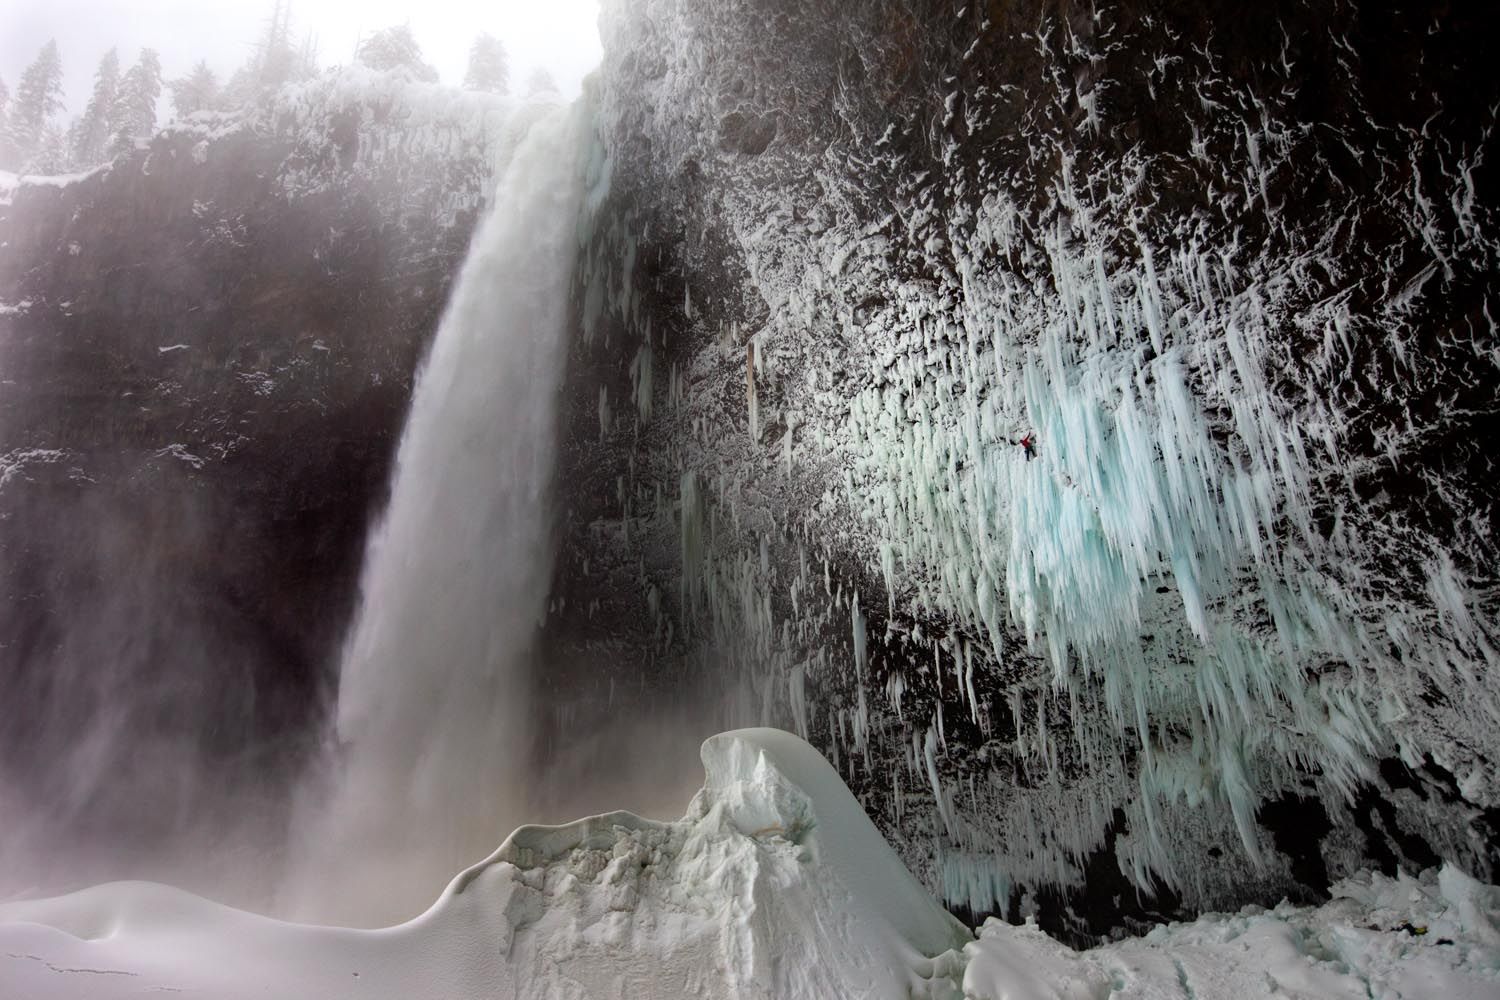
[282,98,593,925]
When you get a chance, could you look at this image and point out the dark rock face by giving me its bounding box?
[559,0,1500,941]
[0,75,501,895]
[0,0,1494,946]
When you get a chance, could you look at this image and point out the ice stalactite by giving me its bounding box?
[831,159,1498,904]
[609,123,1496,915]
[574,0,1500,926]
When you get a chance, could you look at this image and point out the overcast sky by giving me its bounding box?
[1,0,603,116]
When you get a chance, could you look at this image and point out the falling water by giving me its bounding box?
[284,98,591,926]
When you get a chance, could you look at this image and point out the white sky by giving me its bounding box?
[0,0,603,116]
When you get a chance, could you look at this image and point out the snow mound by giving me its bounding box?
[1,728,1496,999]
[0,729,968,999]
[963,865,1500,1000]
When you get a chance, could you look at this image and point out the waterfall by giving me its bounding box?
[283,98,591,926]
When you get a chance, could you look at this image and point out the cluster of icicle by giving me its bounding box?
[573,9,1499,914]
[841,149,1494,907]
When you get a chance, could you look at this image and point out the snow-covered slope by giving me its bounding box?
[960,863,1500,1000]
[2,729,1496,1000]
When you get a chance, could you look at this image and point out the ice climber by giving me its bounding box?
[1016,433,1036,461]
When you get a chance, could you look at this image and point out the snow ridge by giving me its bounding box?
[2,730,1496,1000]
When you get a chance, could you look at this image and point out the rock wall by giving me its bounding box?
[1,3,1494,943]
[558,0,1500,940]
[0,70,511,897]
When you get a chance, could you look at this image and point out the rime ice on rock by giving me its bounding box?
[573,0,1500,921]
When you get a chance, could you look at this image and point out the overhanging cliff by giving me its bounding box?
[555,0,1500,939]
[0,69,512,894]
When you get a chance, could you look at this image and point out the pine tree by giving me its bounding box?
[218,2,317,109]
[523,67,558,98]
[463,34,510,95]
[355,24,439,83]
[169,61,219,118]
[256,0,295,93]
[219,64,258,110]
[108,49,163,158]
[292,32,320,84]
[70,48,120,167]
[28,122,68,174]
[1,41,65,171]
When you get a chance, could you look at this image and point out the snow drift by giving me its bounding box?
[2,729,1498,999]
[0,730,968,999]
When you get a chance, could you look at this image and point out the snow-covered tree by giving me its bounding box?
[1,41,65,170]
[217,1,314,108]
[218,63,257,110]
[293,34,320,83]
[69,48,120,167]
[523,67,558,98]
[108,49,163,158]
[29,122,69,173]
[356,24,438,83]
[0,75,10,127]
[169,61,219,118]
[463,33,510,95]
[255,0,296,93]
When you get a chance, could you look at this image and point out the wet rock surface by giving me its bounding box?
[555,0,1500,941]
[0,1,1495,945]
[0,79,495,888]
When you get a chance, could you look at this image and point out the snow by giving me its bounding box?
[0,447,66,490]
[964,865,1500,1000]
[152,443,206,470]
[0,730,967,999]
[1,728,1495,999]
[0,167,106,205]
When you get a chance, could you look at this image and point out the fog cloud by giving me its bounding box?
[0,0,602,115]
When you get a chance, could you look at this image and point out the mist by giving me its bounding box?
[1,0,602,119]
[0,0,744,929]
[0,0,710,926]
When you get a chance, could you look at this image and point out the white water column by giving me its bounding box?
[285,98,591,926]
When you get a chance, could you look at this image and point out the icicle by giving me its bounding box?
[630,342,653,423]
[852,596,867,679]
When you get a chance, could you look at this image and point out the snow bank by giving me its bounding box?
[962,865,1500,1000]
[0,729,968,999]
[0,166,109,207]
[1,728,1495,999]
